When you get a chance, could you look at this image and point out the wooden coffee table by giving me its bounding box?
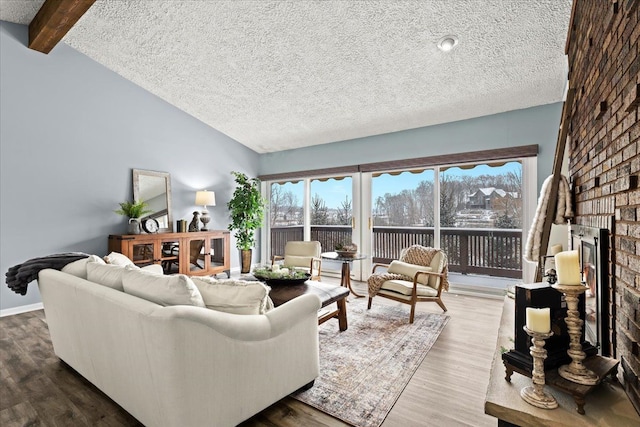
[268,280,349,331]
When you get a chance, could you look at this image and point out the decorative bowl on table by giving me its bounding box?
[335,242,358,258]
[252,265,310,286]
[335,250,358,258]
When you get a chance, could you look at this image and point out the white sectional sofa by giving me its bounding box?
[37,262,321,427]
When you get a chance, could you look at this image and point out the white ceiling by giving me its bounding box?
[0,0,572,153]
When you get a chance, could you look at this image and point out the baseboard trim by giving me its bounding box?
[0,303,44,317]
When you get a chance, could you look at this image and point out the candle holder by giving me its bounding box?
[520,326,558,409]
[552,283,599,385]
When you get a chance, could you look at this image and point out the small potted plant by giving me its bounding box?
[115,200,151,234]
[227,171,266,273]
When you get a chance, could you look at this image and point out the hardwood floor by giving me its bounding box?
[0,279,503,427]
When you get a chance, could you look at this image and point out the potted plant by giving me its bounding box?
[227,171,265,273]
[115,200,151,234]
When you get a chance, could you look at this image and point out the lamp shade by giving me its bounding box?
[195,190,216,207]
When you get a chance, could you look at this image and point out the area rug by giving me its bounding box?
[291,298,449,427]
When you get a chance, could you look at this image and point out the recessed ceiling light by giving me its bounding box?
[437,35,459,52]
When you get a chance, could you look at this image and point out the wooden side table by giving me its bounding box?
[321,252,367,297]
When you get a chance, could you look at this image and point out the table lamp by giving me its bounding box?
[195,190,216,231]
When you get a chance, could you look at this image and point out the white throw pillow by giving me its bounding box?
[192,277,272,315]
[61,255,104,279]
[140,263,164,275]
[104,251,135,267]
[87,262,126,291]
[122,266,205,307]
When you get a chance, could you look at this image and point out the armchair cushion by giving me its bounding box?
[387,260,432,285]
[380,280,439,297]
[284,255,317,269]
[284,241,321,258]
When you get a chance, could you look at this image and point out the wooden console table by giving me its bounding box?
[109,230,230,277]
[485,297,639,426]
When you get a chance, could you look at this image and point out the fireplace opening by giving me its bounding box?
[570,224,610,357]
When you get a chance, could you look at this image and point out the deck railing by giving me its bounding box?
[270,225,522,278]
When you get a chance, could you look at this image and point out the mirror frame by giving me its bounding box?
[132,169,173,232]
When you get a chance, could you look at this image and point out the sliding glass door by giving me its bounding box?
[269,180,304,260]
[267,175,358,276]
[264,157,529,287]
[370,169,435,263]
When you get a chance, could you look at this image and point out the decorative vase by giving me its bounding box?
[240,249,252,274]
[128,218,141,235]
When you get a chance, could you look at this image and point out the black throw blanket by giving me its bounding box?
[6,253,91,295]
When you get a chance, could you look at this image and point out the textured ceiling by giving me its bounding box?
[0,0,572,153]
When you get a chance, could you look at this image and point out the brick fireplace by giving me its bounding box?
[565,0,639,413]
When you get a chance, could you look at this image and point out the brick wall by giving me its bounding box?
[565,0,639,412]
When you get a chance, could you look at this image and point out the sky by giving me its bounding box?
[272,161,521,208]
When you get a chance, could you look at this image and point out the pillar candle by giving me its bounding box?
[526,307,551,333]
[550,244,563,255]
[554,250,582,285]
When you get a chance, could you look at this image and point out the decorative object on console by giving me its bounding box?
[132,169,173,232]
[526,307,550,333]
[520,326,558,409]
[195,190,216,231]
[176,219,187,232]
[554,250,582,286]
[141,218,159,233]
[552,283,599,385]
[502,283,596,375]
[227,171,266,273]
[188,211,200,232]
[114,200,151,235]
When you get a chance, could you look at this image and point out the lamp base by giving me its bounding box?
[200,210,211,231]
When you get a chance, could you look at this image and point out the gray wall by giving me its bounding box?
[0,22,259,311]
[1,19,563,313]
[260,103,563,190]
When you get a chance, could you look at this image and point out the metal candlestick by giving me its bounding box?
[520,326,558,409]
[552,283,599,385]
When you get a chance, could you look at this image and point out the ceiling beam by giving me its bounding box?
[29,0,96,54]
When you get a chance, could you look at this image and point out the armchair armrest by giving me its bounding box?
[413,270,446,296]
[310,257,321,272]
[272,255,284,265]
[372,263,390,274]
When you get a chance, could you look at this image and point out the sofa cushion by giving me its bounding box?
[61,254,105,279]
[87,261,127,291]
[140,264,164,275]
[122,266,205,307]
[191,277,272,315]
[104,251,135,267]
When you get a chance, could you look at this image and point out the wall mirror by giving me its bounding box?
[133,169,173,232]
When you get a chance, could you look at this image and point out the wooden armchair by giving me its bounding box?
[367,246,448,323]
[272,241,322,281]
